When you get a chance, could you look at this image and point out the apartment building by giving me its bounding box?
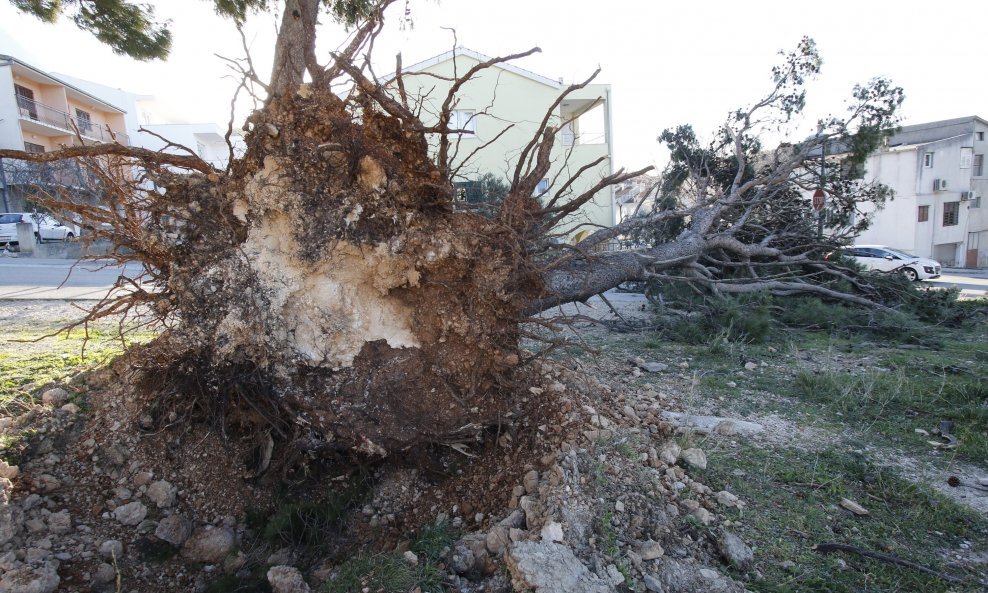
[0,54,129,212]
[387,47,616,240]
[856,116,988,267]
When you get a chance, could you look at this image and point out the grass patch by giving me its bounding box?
[792,363,988,464]
[692,443,988,592]
[263,483,366,548]
[0,327,155,409]
[323,520,453,593]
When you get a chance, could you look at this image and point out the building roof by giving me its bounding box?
[896,115,988,135]
[885,133,969,151]
[394,47,563,89]
[0,54,126,114]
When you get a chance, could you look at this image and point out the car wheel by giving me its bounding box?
[65,232,75,241]
[902,268,919,282]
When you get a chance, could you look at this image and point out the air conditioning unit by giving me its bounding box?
[933,179,949,191]
[961,191,975,200]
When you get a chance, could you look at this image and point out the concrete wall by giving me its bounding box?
[391,52,614,235]
[0,65,24,151]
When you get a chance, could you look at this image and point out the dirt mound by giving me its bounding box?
[0,347,756,593]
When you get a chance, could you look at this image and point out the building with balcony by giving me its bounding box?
[387,47,615,239]
[0,54,130,213]
[855,116,988,267]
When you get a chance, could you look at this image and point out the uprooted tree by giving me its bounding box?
[2,1,903,455]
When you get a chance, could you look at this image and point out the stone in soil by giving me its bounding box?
[154,513,193,547]
[717,532,754,570]
[181,525,236,563]
[506,541,614,593]
[267,565,311,593]
[113,501,147,526]
[0,561,60,593]
[680,448,707,470]
[145,480,177,508]
[40,388,69,407]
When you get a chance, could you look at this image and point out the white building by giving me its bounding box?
[856,116,988,267]
[54,74,242,170]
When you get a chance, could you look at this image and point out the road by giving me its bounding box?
[0,258,147,300]
[0,258,986,300]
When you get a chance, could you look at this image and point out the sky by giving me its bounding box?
[1,0,985,172]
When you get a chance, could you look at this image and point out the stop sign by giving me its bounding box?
[812,189,826,211]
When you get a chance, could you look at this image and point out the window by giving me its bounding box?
[943,201,960,226]
[974,154,984,176]
[535,179,549,195]
[14,84,37,119]
[977,132,985,141]
[924,152,934,168]
[972,195,982,208]
[23,142,45,154]
[450,110,476,134]
[918,205,930,222]
[74,108,92,132]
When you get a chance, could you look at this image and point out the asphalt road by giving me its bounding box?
[0,258,148,300]
[0,258,986,300]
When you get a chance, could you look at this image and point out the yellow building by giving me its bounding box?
[389,48,615,239]
[0,54,129,154]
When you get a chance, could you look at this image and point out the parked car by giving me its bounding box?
[837,245,941,281]
[0,212,80,245]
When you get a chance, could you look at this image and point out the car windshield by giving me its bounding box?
[885,248,918,259]
[0,214,24,224]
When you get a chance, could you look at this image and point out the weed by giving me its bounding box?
[263,483,364,548]
[597,509,619,558]
[322,552,444,593]
[410,519,457,562]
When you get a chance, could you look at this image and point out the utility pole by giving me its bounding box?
[0,158,9,213]
[815,140,827,238]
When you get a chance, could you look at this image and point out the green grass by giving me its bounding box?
[692,443,988,592]
[0,327,155,408]
[791,355,988,465]
[323,520,454,593]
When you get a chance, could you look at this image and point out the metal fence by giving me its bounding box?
[15,96,129,145]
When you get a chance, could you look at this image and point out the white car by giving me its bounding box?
[843,245,941,281]
[0,212,80,246]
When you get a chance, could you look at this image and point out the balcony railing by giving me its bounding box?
[15,96,129,145]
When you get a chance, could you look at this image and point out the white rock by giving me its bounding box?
[659,443,681,465]
[182,525,236,563]
[637,540,664,560]
[0,460,19,480]
[99,539,124,561]
[715,491,739,507]
[506,541,616,593]
[743,362,758,371]
[145,480,177,508]
[46,510,71,534]
[40,388,69,407]
[113,501,147,526]
[541,521,564,543]
[403,550,418,566]
[680,448,707,469]
[268,566,310,593]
